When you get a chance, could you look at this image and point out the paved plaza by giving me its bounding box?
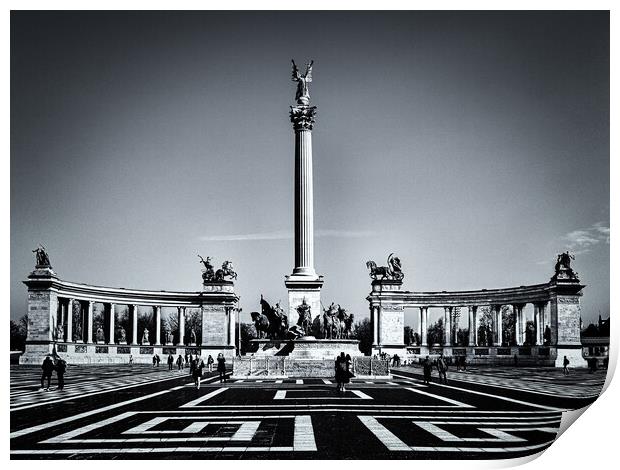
[10,364,605,459]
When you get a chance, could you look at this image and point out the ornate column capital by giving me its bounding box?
[290,105,317,131]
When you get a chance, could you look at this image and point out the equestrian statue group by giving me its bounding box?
[250,297,355,341]
[366,253,404,281]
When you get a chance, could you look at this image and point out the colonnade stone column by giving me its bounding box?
[131,304,139,345]
[177,306,186,345]
[420,307,428,346]
[443,307,452,346]
[371,306,379,347]
[154,306,162,345]
[493,304,502,346]
[66,298,73,342]
[468,306,478,346]
[86,300,94,344]
[107,303,115,344]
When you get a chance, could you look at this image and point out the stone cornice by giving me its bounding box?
[367,280,585,308]
[23,274,238,307]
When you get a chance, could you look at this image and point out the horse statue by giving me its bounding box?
[322,302,340,339]
[215,260,238,281]
[251,311,270,339]
[366,253,404,281]
[553,251,578,280]
[337,305,354,339]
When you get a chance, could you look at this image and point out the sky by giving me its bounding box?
[10,11,609,327]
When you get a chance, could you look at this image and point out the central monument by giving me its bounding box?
[284,59,324,328]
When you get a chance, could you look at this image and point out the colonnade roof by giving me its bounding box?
[24,271,238,307]
[367,279,584,308]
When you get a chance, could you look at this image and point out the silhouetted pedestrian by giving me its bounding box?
[437,355,448,384]
[193,358,204,389]
[422,356,432,384]
[217,353,227,383]
[167,353,174,370]
[40,356,54,391]
[176,354,184,370]
[56,358,66,390]
[207,354,214,372]
[156,354,161,367]
[563,355,570,375]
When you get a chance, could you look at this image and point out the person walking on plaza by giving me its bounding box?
[176,354,184,370]
[156,354,161,367]
[334,352,345,393]
[217,353,227,383]
[167,353,174,370]
[207,354,214,372]
[422,356,432,385]
[189,355,195,376]
[152,355,157,367]
[437,355,448,384]
[563,355,570,375]
[129,354,134,365]
[40,356,55,391]
[56,358,66,391]
[193,357,204,389]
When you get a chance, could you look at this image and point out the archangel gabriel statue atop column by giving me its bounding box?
[291,59,313,105]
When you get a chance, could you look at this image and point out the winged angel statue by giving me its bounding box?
[291,59,313,105]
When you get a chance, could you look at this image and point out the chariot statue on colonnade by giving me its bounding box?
[366,253,404,281]
[198,255,238,282]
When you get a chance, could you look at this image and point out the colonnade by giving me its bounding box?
[54,298,236,347]
[370,302,549,348]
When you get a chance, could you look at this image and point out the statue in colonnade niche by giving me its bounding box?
[73,324,82,342]
[190,328,197,344]
[118,327,127,343]
[96,327,105,343]
[142,328,150,345]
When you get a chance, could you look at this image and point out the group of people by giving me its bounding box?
[40,355,66,391]
[422,355,449,385]
[186,352,227,388]
[334,352,355,393]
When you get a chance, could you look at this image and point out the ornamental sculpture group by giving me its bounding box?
[251,296,355,341]
[366,253,404,281]
[198,255,237,282]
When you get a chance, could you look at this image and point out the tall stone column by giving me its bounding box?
[514,304,525,345]
[108,303,115,344]
[131,304,139,345]
[178,306,186,345]
[154,306,162,345]
[417,307,422,344]
[285,62,323,323]
[443,307,452,346]
[420,307,428,346]
[86,301,94,344]
[228,307,236,347]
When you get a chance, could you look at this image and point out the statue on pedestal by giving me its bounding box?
[54,324,64,342]
[322,302,340,339]
[96,327,105,343]
[553,251,579,281]
[294,299,312,337]
[366,253,404,281]
[251,296,289,340]
[142,328,150,345]
[215,260,238,281]
[118,327,127,343]
[190,328,197,345]
[32,244,51,268]
[291,59,313,105]
[73,324,82,342]
[337,306,354,339]
[198,255,215,281]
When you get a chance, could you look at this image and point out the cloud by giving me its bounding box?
[200,229,377,242]
[199,231,291,242]
[562,222,610,255]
